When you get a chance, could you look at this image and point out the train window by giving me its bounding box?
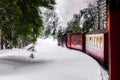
[87,37,89,45]
[90,37,91,40]
[95,37,97,47]
[96,37,99,48]
[96,37,97,47]
[88,37,89,45]
[90,37,92,46]
[86,37,88,45]
[93,37,95,46]
[100,37,103,48]
[92,37,94,46]
[91,37,93,46]
[90,37,92,45]
[89,37,91,45]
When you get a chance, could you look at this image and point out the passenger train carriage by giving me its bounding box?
[85,29,109,63]
[57,29,109,64]
[67,33,85,51]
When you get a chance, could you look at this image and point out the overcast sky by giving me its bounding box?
[55,0,95,28]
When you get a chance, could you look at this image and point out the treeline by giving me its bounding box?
[0,0,55,49]
[63,0,107,34]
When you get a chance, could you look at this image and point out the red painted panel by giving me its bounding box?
[110,11,120,80]
[67,34,71,48]
[86,45,104,62]
[70,34,83,50]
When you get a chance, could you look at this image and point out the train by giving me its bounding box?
[57,29,109,64]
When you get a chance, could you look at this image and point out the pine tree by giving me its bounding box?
[0,0,56,49]
[66,14,82,33]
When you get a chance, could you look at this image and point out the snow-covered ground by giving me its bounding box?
[0,38,109,80]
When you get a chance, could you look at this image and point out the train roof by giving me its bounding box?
[86,29,108,34]
[67,32,85,35]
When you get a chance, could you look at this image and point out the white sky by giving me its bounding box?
[55,0,95,28]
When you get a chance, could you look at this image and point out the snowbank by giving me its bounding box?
[0,38,109,80]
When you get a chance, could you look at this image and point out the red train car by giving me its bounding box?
[58,29,109,63]
[85,29,109,63]
[67,33,85,51]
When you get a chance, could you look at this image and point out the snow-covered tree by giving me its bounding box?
[0,0,56,49]
[65,13,82,33]
[42,9,60,39]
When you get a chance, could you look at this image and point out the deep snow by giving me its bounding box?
[0,38,109,80]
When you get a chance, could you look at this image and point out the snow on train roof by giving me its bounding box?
[86,29,108,34]
[67,32,84,35]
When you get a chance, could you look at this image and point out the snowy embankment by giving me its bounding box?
[0,38,109,80]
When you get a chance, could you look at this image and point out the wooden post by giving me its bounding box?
[109,0,120,79]
[109,11,120,80]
